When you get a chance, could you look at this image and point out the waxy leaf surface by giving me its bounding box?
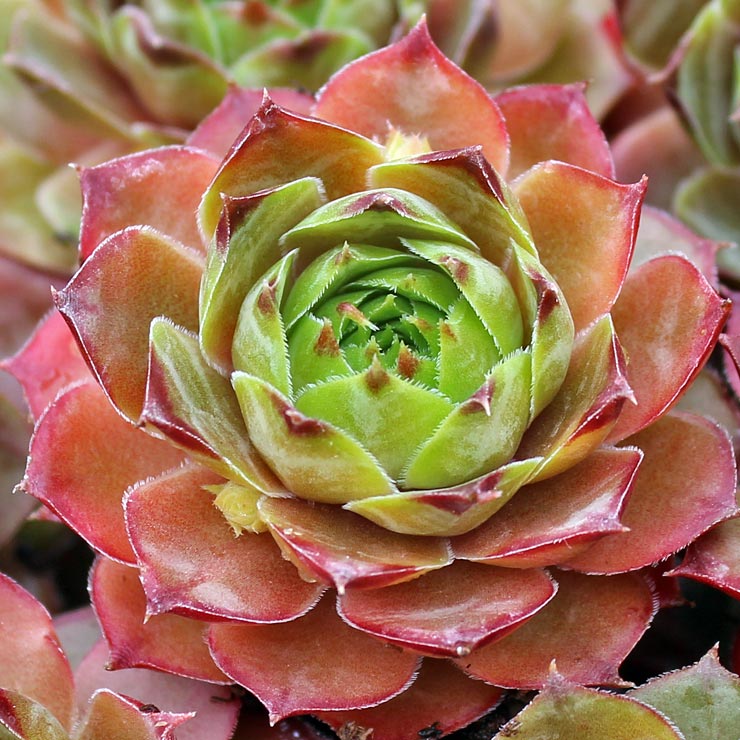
[90,558,228,683]
[608,255,728,443]
[125,464,324,622]
[258,497,451,591]
[453,448,640,567]
[339,561,556,657]
[314,21,509,174]
[209,597,420,721]
[566,413,737,574]
[458,571,655,688]
[24,382,184,563]
[56,226,202,421]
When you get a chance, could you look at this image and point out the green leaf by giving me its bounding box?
[232,372,395,503]
[677,2,740,165]
[492,681,683,740]
[280,188,477,256]
[405,239,524,356]
[346,458,540,536]
[143,318,281,491]
[403,351,533,489]
[232,251,296,397]
[629,648,740,740]
[282,244,421,331]
[294,357,455,479]
[200,177,325,371]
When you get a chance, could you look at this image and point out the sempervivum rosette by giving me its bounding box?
[6,22,737,739]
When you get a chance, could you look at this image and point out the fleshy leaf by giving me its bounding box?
[200,178,325,372]
[629,647,740,740]
[669,517,740,598]
[339,561,556,657]
[631,205,720,287]
[516,315,631,482]
[232,253,295,396]
[90,557,228,683]
[125,464,324,622]
[75,641,240,740]
[0,691,69,740]
[675,166,740,247]
[452,448,641,568]
[106,6,228,129]
[493,680,682,740]
[258,496,451,591]
[607,255,729,443]
[402,352,532,490]
[2,310,89,421]
[495,83,614,179]
[405,239,523,355]
[512,161,645,333]
[565,413,737,574]
[368,149,528,266]
[280,189,478,258]
[79,147,218,261]
[208,597,421,721]
[346,458,541,537]
[74,689,192,740]
[516,247,574,418]
[318,660,502,740]
[198,97,382,240]
[55,226,202,421]
[232,373,394,503]
[676,1,740,165]
[23,382,184,563]
[612,106,705,212]
[0,574,75,731]
[4,5,142,141]
[142,319,281,490]
[315,20,508,174]
[458,571,656,688]
[187,87,314,159]
[295,364,454,481]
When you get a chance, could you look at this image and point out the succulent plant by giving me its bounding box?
[5,22,737,739]
[613,0,740,277]
[0,571,241,740]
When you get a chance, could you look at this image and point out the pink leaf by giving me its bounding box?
[495,83,614,179]
[457,571,656,688]
[512,161,645,333]
[188,87,314,159]
[453,448,641,567]
[565,413,738,574]
[338,561,556,657]
[2,310,90,421]
[56,226,203,421]
[76,642,239,740]
[318,660,502,740]
[125,464,324,622]
[208,597,421,721]
[0,573,75,730]
[90,558,229,683]
[607,255,730,442]
[23,382,184,563]
[79,147,218,260]
[314,20,509,175]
